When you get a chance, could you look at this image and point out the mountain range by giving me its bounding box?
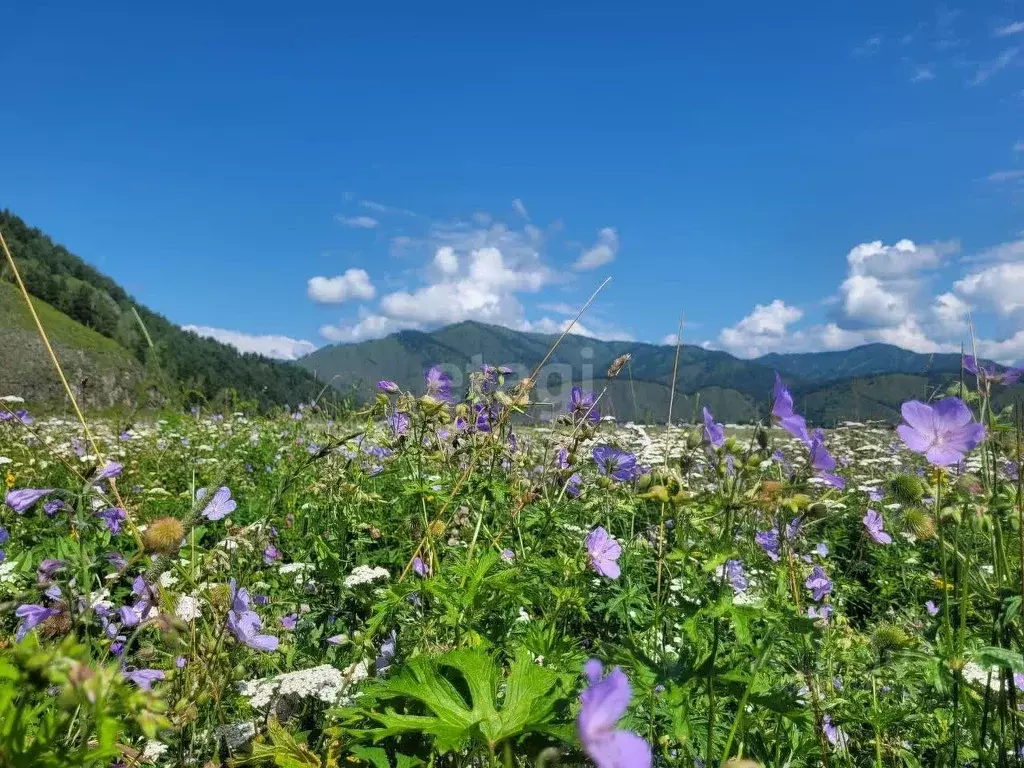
[299,323,1021,425]
[2,209,1018,424]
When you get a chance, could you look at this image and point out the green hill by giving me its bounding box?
[0,210,323,410]
[0,280,144,408]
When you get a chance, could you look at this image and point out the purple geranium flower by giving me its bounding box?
[15,604,58,642]
[755,529,781,561]
[412,556,429,577]
[726,559,748,594]
[376,630,397,676]
[388,411,411,437]
[566,472,582,497]
[808,604,833,621]
[36,559,66,585]
[424,366,453,402]
[592,445,637,483]
[124,668,165,691]
[95,507,127,534]
[226,579,279,652]
[568,386,600,425]
[809,431,845,489]
[281,614,297,630]
[805,566,832,602]
[772,373,810,445]
[501,548,515,562]
[263,544,280,565]
[925,600,939,616]
[577,660,652,768]
[586,526,622,579]
[94,461,123,482]
[896,398,986,467]
[701,407,725,449]
[863,509,892,545]
[5,488,54,513]
[377,380,399,394]
[201,487,237,521]
[43,499,67,517]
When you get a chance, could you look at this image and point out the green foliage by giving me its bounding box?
[349,648,572,753]
[0,637,168,767]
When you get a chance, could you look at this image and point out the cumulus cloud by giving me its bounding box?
[320,313,417,344]
[573,228,620,271]
[313,215,575,343]
[839,274,912,328]
[307,269,376,304]
[183,325,317,361]
[954,262,1024,315]
[335,215,379,229]
[718,300,804,357]
[715,235,1024,363]
[433,246,458,275]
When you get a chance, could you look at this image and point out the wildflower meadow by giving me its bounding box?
[1,355,1022,768]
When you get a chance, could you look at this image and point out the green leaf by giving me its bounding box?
[361,648,571,752]
[974,646,1024,672]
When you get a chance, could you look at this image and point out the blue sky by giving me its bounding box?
[3,1,1024,362]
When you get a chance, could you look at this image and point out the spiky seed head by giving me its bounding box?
[144,517,186,555]
[41,611,72,639]
[888,474,925,505]
[871,623,912,653]
[903,506,935,539]
[208,584,231,612]
[428,519,446,539]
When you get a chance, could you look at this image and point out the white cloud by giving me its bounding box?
[316,215,567,343]
[512,198,529,219]
[522,317,632,341]
[976,331,1024,364]
[853,35,883,56]
[335,215,379,229]
[996,21,1024,37]
[846,238,952,279]
[183,325,317,361]
[359,200,423,218]
[320,313,418,344]
[307,269,376,304]
[1015,140,1024,153]
[954,262,1024,315]
[931,292,971,334]
[971,47,1019,85]
[716,235,1024,363]
[839,273,911,328]
[718,300,804,357]
[433,246,459,275]
[988,169,1024,182]
[910,67,935,83]
[573,227,620,271]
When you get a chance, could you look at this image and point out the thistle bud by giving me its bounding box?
[428,520,446,539]
[755,427,769,450]
[888,474,925,506]
[871,623,912,653]
[144,517,186,555]
[902,506,935,539]
[685,431,701,450]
